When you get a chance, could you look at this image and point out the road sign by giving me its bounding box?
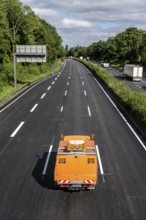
[16,45,46,63]
[13,45,47,88]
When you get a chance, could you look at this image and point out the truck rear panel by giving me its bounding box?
[54,135,98,190]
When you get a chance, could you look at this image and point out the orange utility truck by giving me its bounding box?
[54,135,98,191]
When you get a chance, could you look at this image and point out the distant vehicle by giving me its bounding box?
[80,56,83,60]
[100,62,110,67]
[123,64,143,81]
[54,135,98,191]
[61,57,65,62]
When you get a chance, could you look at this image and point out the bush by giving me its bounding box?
[2,62,14,86]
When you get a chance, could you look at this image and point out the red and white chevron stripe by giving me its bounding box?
[83,180,94,184]
[59,180,70,184]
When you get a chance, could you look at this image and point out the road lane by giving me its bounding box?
[0,62,68,152]
[0,59,146,220]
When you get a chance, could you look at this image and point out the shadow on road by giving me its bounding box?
[32,152,58,190]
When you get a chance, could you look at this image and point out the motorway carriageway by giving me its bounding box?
[0,60,146,220]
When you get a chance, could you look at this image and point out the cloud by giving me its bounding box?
[62,18,93,28]
[33,8,60,26]
[21,0,146,47]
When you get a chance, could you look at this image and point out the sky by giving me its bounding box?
[21,0,146,48]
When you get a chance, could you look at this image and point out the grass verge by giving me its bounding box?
[0,60,63,105]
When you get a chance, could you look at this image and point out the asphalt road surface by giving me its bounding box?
[0,60,146,220]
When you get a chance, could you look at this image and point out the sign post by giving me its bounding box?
[13,53,17,89]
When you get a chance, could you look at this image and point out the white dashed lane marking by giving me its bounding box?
[84,91,87,96]
[87,106,91,117]
[30,104,38,113]
[60,106,64,112]
[47,86,51,90]
[65,91,67,96]
[41,93,46,99]
[10,122,25,138]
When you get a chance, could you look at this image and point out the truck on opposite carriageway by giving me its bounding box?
[123,64,143,81]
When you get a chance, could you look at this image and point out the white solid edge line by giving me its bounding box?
[0,81,43,113]
[30,104,38,113]
[96,145,104,175]
[96,145,105,183]
[0,62,66,113]
[42,145,53,175]
[83,64,146,151]
[10,122,25,138]
[41,93,46,99]
[93,76,146,151]
[87,106,91,117]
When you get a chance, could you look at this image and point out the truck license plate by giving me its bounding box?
[71,185,82,187]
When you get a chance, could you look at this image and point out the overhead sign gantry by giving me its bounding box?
[13,45,47,88]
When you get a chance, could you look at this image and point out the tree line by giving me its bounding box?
[68,27,146,66]
[0,0,64,64]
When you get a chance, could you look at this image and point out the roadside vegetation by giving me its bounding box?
[0,0,65,104]
[68,27,146,74]
[78,59,146,123]
[0,60,62,104]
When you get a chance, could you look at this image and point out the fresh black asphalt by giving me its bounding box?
[0,60,146,220]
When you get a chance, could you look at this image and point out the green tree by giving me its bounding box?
[0,1,10,62]
[125,27,144,62]
[0,0,63,63]
[65,44,69,55]
[3,0,29,55]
